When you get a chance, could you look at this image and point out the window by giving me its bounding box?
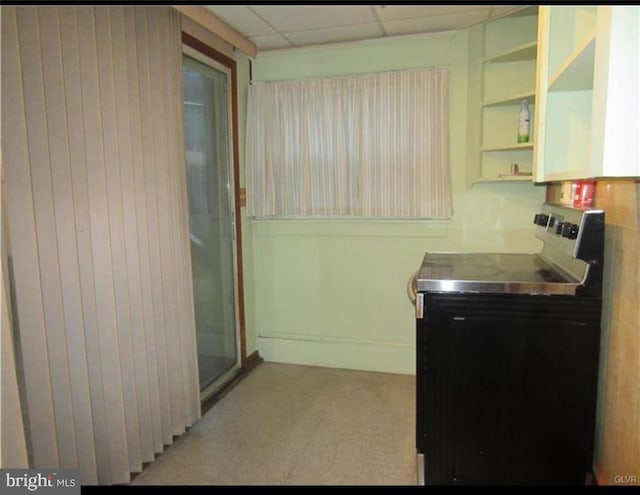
[246,67,452,219]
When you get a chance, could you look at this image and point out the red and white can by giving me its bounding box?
[573,181,595,208]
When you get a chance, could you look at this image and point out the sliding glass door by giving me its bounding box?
[182,49,239,398]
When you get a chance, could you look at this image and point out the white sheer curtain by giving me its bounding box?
[246,67,452,218]
[2,6,200,484]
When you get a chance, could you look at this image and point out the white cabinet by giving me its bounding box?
[467,8,538,185]
[533,6,640,182]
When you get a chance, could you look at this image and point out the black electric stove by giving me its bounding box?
[414,202,604,485]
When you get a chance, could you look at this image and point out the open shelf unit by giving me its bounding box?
[467,8,539,185]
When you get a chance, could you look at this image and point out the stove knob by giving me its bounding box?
[534,214,549,226]
[569,224,580,239]
[563,223,579,239]
[556,222,565,235]
[548,216,556,229]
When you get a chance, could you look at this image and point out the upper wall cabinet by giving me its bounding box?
[533,6,640,182]
[466,8,538,185]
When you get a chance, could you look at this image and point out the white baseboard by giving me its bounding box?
[256,334,415,375]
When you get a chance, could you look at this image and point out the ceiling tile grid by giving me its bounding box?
[285,23,385,47]
[205,6,276,37]
[250,5,378,32]
[206,5,532,52]
[382,10,492,36]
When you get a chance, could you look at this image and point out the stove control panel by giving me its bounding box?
[534,203,604,263]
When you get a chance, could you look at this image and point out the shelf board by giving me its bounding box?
[473,175,533,184]
[548,31,596,92]
[484,41,538,63]
[483,91,536,107]
[482,143,534,152]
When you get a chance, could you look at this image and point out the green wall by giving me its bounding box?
[240,30,546,374]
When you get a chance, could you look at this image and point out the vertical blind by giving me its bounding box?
[2,183,29,469]
[2,6,200,484]
[246,68,452,218]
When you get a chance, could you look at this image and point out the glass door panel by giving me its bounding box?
[182,54,238,394]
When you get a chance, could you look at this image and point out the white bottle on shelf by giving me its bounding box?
[518,99,530,143]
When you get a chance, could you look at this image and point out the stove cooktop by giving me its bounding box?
[415,203,604,297]
[416,252,578,295]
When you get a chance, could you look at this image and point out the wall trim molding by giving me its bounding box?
[257,336,415,375]
[245,350,263,371]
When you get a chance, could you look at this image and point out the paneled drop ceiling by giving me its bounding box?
[205,5,534,51]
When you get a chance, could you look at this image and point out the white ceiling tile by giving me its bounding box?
[374,5,490,21]
[383,11,490,36]
[206,6,276,37]
[285,23,385,47]
[250,6,377,32]
[491,6,535,19]
[204,5,533,52]
[250,34,293,51]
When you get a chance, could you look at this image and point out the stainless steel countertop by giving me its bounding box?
[416,252,582,295]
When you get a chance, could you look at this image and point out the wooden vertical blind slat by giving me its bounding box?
[19,6,80,467]
[137,7,173,448]
[58,7,111,483]
[164,13,189,431]
[175,19,201,428]
[95,6,144,475]
[76,6,131,484]
[174,28,202,426]
[148,7,182,438]
[110,5,155,464]
[2,5,60,469]
[3,5,199,484]
[123,6,164,457]
[38,11,86,469]
[38,6,98,478]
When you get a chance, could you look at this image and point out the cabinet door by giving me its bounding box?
[590,6,640,177]
[533,6,598,182]
[534,6,640,180]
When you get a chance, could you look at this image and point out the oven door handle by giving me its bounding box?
[407,270,419,306]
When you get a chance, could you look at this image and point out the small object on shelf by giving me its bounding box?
[559,182,573,205]
[498,171,533,178]
[573,180,596,207]
[498,163,532,177]
[518,99,530,143]
[571,182,581,206]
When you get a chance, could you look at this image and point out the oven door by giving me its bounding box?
[417,292,601,485]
